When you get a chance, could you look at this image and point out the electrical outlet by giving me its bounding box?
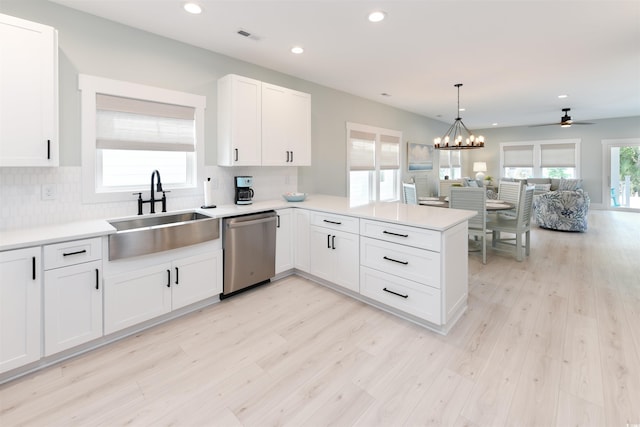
[41,184,56,200]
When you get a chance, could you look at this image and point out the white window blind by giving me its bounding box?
[540,143,576,167]
[96,94,196,152]
[439,150,461,168]
[349,129,376,170]
[380,134,400,169]
[503,144,534,167]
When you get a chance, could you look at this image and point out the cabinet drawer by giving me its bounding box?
[44,237,102,270]
[360,237,440,288]
[360,266,441,324]
[310,212,359,234]
[360,219,440,252]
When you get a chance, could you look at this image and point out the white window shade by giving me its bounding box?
[349,130,375,170]
[380,134,400,169]
[450,150,461,167]
[96,94,195,152]
[541,143,576,167]
[503,144,534,167]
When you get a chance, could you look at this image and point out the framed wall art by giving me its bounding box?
[407,142,434,171]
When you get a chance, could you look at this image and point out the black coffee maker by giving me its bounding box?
[234,176,254,205]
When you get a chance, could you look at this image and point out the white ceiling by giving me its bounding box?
[50,0,640,129]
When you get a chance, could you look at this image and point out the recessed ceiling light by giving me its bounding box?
[492,123,498,126]
[291,46,304,54]
[368,11,386,22]
[183,2,202,14]
[381,93,391,97]
[558,94,568,99]
[458,108,466,112]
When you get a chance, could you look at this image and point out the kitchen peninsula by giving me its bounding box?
[0,195,474,383]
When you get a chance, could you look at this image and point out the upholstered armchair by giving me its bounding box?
[533,189,590,232]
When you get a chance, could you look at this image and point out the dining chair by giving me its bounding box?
[486,185,535,261]
[402,182,418,205]
[496,180,522,218]
[450,187,487,264]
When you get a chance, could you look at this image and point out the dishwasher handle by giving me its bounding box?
[226,216,276,229]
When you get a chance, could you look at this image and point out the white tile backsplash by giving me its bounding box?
[0,166,298,231]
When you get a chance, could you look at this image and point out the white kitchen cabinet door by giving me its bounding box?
[171,251,222,310]
[217,74,261,166]
[262,83,311,166]
[0,14,58,167]
[293,209,310,272]
[0,247,41,374]
[104,263,172,334]
[309,226,359,292]
[44,260,102,356]
[275,209,294,274]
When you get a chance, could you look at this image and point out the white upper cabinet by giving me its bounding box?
[217,74,262,166]
[217,74,311,167]
[262,83,311,166]
[0,14,58,167]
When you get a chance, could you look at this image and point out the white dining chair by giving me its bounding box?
[402,182,418,205]
[486,185,535,261]
[450,187,488,264]
[496,180,522,218]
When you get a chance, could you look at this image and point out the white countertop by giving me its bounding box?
[0,194,475,251]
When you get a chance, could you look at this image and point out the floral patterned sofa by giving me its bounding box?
[533,182,590,232]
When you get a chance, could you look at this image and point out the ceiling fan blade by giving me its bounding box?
[529,123,561,127]
[572,122,594,125]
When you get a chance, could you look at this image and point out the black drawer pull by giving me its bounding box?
[175,267,179,285]
[47,140,51,160]
[383,230,409,238]
[383,256,408,265]
[383,288,409,299]
[63,249,87,257]
[234,148,239,161]
[323,219,342,225]
[166,269,171,287]
[95,269,99,290]
[32,257,36,280]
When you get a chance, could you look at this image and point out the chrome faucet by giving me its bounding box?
[134,169,168,215]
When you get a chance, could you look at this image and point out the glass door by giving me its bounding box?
[603,138,640,211]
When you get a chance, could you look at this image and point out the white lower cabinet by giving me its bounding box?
[0,247,41,374]
[44,260,103,356]
[293,209,310,272]
[104,250,222,334]
[309,225,359,292]
[275,209,293,274]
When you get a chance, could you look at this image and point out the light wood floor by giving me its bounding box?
[1,210,639,427]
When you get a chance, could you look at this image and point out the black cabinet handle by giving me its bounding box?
[323,219,342,225]
[383,230,409,238]
[32,257,36,280]
[327,234,331,248]
[166,269,171,287]
[63,249,87,257]
[383,287,409,299]
[277,214,281,228]
[95,269,99,290]
[383,256,409,265]
[234,148,239,161]
[47,140,51,160]
[331,235,336,250]
[175,267,179,285]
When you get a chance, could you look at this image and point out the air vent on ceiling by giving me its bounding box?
[237,30,251,37]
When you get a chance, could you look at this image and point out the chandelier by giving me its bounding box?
[434,83,485,150]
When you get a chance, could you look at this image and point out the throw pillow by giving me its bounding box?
[534,183,551,192]
[559,178,583,191]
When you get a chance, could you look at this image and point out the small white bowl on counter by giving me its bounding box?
[283,192,307,202]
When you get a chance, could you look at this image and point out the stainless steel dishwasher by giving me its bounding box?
[221,210,277,298]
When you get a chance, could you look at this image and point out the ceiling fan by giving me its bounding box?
[530,108,594,127]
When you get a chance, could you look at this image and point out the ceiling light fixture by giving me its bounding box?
[368,11,386,22]
[558,94,568,99]
[434,83,485,150]
[183,2,202,14]
[291,46,304,54]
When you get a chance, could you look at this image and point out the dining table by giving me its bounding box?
[418,196,515,211]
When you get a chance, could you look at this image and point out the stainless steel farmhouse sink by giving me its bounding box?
[108,211,220,260]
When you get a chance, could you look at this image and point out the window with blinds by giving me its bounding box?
[347,123,401,204]
[439,150,462,179]
[500,139,580,179]
[79,74,205,203]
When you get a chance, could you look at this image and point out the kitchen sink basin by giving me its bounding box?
[108,211,219,260]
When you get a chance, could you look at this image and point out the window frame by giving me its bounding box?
[499,139,581,179]
[346,122,402,204]
[79,74,206,204]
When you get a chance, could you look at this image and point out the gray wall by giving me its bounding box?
[466,117,640,205]
[1,0,447,198]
